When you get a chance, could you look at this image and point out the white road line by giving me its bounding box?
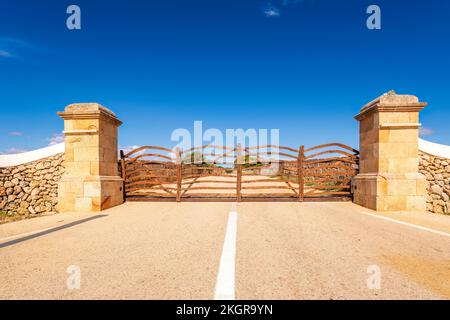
[360,211,450,238]
[214,210,238,300]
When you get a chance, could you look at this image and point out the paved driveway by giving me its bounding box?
[0,202,450,299]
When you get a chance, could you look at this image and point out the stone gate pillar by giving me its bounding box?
[57,103,124,212]
[352,92,428,211]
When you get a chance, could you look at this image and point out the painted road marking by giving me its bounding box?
[214,210,238,300]
[360,211,450,238]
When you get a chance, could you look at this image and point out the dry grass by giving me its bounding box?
[0,211,56,225]
[1,211,24,224]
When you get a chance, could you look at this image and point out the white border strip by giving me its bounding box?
[214,210,237,300]
[419,138,450,159]
[0,143,64,167]
[360,211,450,238]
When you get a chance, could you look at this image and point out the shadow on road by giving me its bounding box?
[0,215,107,249]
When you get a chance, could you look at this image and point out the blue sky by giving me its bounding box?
[0,0,449,154]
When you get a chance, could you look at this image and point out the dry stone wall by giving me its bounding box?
[0,153,65,217]
[419,152,450,214]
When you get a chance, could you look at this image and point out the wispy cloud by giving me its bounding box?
[0,37,24,59]
[46,133,65,146]
[0,50,13,58]
[261,0,307,17]
[0,36,37,61]
[420,127,433,136]
[8,131,23,136]
[0,147,28,155]
[262,3,281,17]
[265,8,280,17]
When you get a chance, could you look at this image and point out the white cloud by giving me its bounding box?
[419,127,433,136]
[0,37,38,60]
[46,133,65,146]
[8,131,23,136]
[0,50,12,58]
[262,3,280,17]
[265,8,280,17]
[261,0,304,17]
[0,147,28,155]
[264,7,280,17]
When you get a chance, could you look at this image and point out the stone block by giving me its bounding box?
[406,195,427,212]
[84,181,101,198]
[74,146,100,162]
[388,128,418,143]
[75,197,93,212]
[64,161,91,177]
[386,179,417,196]
[378,112,412,124]
[387,158,418,174]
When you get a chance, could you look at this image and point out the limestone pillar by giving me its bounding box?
[57,103,124,212]
[352,92,428,211]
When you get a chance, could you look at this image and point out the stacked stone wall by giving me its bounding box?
[419,152,450,214]
[0,153,65,217]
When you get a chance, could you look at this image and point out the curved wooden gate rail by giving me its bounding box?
[120,143,359,202]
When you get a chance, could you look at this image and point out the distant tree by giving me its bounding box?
[182,151,203,164]
[182,151,215,166]
[234,154,264,168]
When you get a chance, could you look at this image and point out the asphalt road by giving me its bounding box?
[0,202,449,299]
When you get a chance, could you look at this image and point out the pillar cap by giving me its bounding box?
[58,103,122,126]
[355,92,427,121]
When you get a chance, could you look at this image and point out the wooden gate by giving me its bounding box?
[120,143,358,202]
